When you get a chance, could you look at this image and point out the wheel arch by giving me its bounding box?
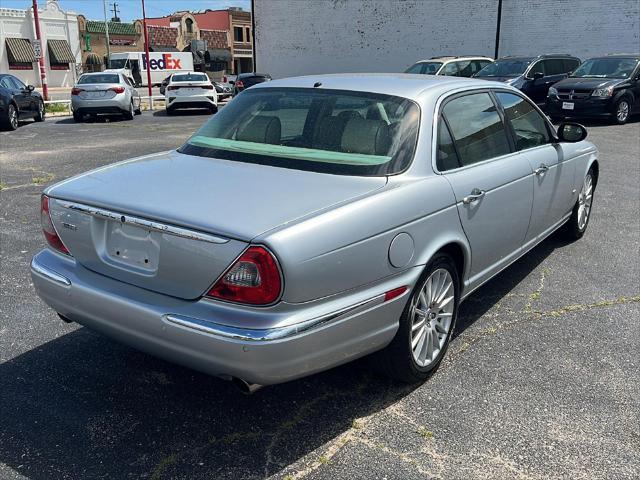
[413,235,471,291]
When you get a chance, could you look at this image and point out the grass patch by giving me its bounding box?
[318,455,330,464]
[352,419,363,429]
[417,426,434,439]
[45,103,69,113]
[0,182,5,191]
[32,172,55,185]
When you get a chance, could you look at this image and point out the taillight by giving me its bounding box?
[71,87,83,95]
[222,75,227,83]
[201,84,214,90]
[109,86,125,94]
[236,80,244,89]
[41,195,70,255]
[206,246,281,305]
[167,85,178,91]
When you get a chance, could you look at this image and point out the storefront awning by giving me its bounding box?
[205,48,232,62]
[85,53,102,65]
[5,38,36,63]
[48,39,76,63]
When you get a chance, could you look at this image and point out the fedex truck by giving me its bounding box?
[106,52,194,87]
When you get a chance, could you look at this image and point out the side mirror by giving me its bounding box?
[533,72,544,80]
[557,122,587,142]
[27,84,35,92]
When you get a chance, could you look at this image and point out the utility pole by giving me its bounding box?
[110,2,120,22]
[31,0,48,100]
[103,0,111,66]
[141,0,153,103]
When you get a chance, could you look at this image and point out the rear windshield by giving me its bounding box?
[179,87,420,176]
[571,58,639,79]
[405,62,443,74]
[78,74,120,84]
[475,59,531,77]
[172,73,208,82]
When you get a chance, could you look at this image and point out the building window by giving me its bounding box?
[245,27,251,42]
[185,18,194,34]
[5,38,36,70]
[234,26,244,42]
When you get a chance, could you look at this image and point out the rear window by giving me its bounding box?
[179,87,420,176]
[172,73,208,82]
[78,74,119,84]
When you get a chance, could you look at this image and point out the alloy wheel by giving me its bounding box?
[9,105,18,129]
[617,101,629,122]
[410,268,455,367]
[577,172,593,230]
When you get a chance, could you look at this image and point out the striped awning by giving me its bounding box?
[48,39,75,63]
[5,38,36,63]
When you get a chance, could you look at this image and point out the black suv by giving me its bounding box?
[232,73,272,96]
[546,54,640,124]
[474,54,581,105]
[0,74,45,130]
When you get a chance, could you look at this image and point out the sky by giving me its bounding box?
[0,0,251,22]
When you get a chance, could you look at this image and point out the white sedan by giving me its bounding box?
[165,72,218,115]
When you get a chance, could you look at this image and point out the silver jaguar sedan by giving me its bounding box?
[31,74,598,392]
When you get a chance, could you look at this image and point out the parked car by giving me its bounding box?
[232,73,272,96]
[546,54,640,124]
[159,74,171,95]
[31,75,598,392]
[0,73,44,130]
[474,54,581,105]
[71,72,141,122]
[165,71,217,114]
[213,81,233,101]
[405,56,493,77]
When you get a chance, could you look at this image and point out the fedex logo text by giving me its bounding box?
[142,54,182,70]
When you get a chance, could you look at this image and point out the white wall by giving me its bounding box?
[498,0,640,59]
[0,0,81,88]
[254,0,640,78]
[254,0,498,78]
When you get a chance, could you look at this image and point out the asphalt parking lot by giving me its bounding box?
[1,112,639,480]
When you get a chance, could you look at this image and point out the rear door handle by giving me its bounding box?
[534,164,549,175]
[462,188,485,205]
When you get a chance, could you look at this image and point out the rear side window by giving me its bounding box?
[442,93,511,167]
[456,61,473,77]
[436,121,460,171]
[495,92,550,150]
[441,62,459,76]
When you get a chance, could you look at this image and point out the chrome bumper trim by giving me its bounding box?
[31,257,71,287]
[56,200,228,245]
[165,293,387,342]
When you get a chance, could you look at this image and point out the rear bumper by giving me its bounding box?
[71,95,130,114]
[166,94,217,110]
[31,249,413,385]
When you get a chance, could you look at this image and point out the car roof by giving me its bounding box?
[251,73,510,101]
[499,54,579,61]
[585,54,640,59]
[238,73,270,78]
[414,56,492,63]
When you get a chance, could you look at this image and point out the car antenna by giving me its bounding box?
[313,82,322,88]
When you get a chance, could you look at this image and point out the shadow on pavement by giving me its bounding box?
[0,233,572,479]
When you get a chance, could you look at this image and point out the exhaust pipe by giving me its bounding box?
[231,377,263,394]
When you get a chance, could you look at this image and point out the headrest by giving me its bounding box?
[236,115,281,144]
[341,118,391,156]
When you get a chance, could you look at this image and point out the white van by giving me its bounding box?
[107,52,194,87]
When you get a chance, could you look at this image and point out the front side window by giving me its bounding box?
[476,59,531,77]
[108,58,128,69]
[404,61,442,75]
[179,88,420,176]
[495,92,550,150]
[545,59,566,75]
[571,57,639,79]
[441,92,511,167]
[528,61,545,77]
[441,62,459,76]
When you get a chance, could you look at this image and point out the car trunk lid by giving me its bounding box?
[46,150,386,299]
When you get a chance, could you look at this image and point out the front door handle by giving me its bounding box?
[534,164,549,175]
[462,188,485,205]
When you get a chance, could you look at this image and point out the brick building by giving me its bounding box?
[77,15,143,72]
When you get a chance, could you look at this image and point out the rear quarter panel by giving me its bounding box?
[259,175,469,303]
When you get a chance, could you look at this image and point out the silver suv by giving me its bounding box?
[405,56,493,77]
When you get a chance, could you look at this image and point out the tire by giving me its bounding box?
[564,167,595,240]
[1,103,19,130]
[123,101,135,120]
[209,105,218,114]
[376,253,460,383]
[612,98,631,125]
[166,107,175,116]
[72,111,83,122]
[34,100,45,122]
